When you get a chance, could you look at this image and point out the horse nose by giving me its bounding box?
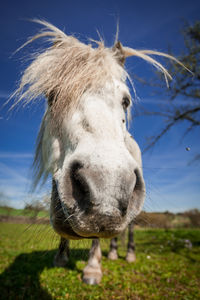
[69,159,137,217]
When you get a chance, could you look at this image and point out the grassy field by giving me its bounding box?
[0,207,48,218]
[0,222,199,300]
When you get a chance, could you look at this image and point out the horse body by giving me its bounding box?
[12,19,177,284]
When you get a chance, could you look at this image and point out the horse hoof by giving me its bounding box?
[108,250,118,260]
[126,252,136,263]
[82,277,99,285]
[54,254,69,267]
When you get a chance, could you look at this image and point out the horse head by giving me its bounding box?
[13,20,180,239]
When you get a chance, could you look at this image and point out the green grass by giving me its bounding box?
[0,207,48,218]
[0,223,199,300]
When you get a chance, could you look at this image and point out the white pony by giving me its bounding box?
[12,20,182,284]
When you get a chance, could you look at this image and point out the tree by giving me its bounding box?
[140,21,200,154]
[184,209,200,227]
[24,194,50,221]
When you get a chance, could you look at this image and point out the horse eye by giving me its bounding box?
[122,97,130,110]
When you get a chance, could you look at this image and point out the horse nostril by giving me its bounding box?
[70,161,84,175]
[70,161,91,209]
[118,200,128,217]
[118,170,139,217]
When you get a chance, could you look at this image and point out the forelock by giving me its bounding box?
[13,22,127,125]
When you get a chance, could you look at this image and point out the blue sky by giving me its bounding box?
[0,0,200,211]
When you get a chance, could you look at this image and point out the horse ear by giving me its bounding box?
[112,41,126,66]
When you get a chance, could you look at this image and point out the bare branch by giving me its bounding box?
[140,21,200,153]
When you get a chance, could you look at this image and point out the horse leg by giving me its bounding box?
[126,221,136,262]
[83,239,102,285]
[54,237,70,267]
[107,237,118,260]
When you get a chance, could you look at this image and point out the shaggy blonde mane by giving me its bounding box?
[13,19,187,119]
[12,19,188,188]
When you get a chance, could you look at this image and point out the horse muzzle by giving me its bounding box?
[50,157,145,239]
